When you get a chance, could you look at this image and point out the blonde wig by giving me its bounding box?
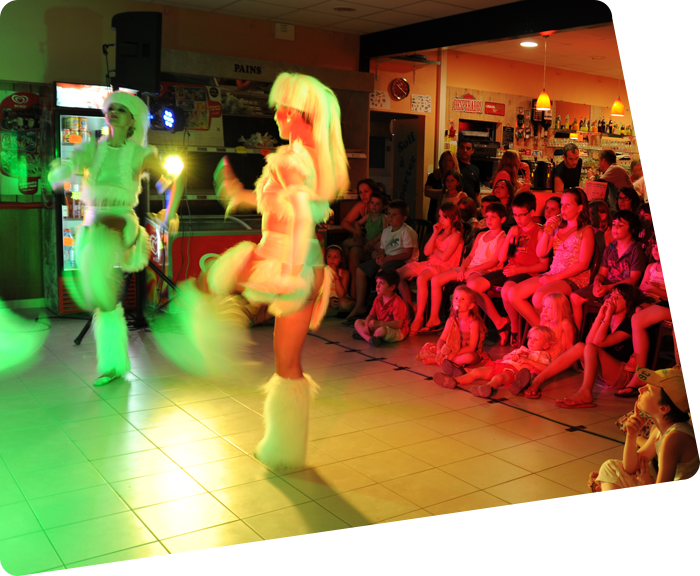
[269,72,349,202]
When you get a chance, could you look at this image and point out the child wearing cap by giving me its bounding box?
[589,366,698,492]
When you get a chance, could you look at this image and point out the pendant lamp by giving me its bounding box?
[671,57,685,126]
[536,35,551,110]
[611,79,625,116]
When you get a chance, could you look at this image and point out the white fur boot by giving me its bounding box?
[93,303,130,385]
[255,373,319,471]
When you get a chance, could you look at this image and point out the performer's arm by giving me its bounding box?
[213,156,257,216]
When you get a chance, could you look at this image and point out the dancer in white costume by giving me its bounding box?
[48,91,182,386]
[199,72,348,470]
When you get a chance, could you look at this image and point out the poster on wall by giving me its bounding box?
[411,94,431,114]
[681,116,700,144]
[0,92,42,195]
[452,94,483,114]
[369,90,390,110]
[503,126,514,149]
[647,116,664,150]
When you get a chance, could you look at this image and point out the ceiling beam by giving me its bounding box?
[359,0,613,71]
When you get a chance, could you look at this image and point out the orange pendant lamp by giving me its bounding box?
[536,35,551,110]
[671,57,685,126]
[611,79,625,116]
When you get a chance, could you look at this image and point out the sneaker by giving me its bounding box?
[471,384,493,398]
[369,336,383,347]
[591,522,639,546]
[433,372,457,389]
[509,368,532,396]
[442,358,466,378]
[351,330,363,340]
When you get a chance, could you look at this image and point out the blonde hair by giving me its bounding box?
[269,72,349,202]
[450,285,480,321]
[528,325,556,348]
[540,292,577,358]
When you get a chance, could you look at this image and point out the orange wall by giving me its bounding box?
[0,0,359,85]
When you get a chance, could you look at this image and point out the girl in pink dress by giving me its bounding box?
[509,187,595,330]
[397,203,464,334]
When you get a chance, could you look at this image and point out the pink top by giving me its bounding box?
[543,226,592,289]
[648,262,664,287]
[370,293,410,338]
[428,230,463,268]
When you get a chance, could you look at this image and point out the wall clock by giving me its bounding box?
[390,78,410,100]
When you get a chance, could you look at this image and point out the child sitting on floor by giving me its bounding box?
[589,366,697,492]
[352,270,409,347]
[434,325,555,397]
[417,202,507,334]
[324,244,354,317]
[416,284,489,369]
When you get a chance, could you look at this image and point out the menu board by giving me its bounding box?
[0,92,42,195]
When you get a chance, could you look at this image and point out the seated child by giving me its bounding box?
[636,203,655,258]
[434,325,555,396]
[356,190,389,260]
[344,199,418,323]
[416,284,488,369]
[570,209,646,330]
[352,270,409,347]
[589,366,697,492]
[542,196,561,224]
[395,202,464,334]
[324,244,354,317]
[418,202,507,333]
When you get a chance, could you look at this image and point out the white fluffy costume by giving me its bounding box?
[47,91,154,383]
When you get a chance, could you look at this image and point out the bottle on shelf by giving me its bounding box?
[444,129,449,150]
[564,113,570,129]
[555,115,561,130]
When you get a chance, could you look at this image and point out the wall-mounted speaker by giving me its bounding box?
[111,12,162,94]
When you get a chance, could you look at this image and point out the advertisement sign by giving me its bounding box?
[485,101,506,116]
[0,92,42,195]
[452,94,483,114]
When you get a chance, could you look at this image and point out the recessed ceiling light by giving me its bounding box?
[520,41,538,48]
[333,7,357,11]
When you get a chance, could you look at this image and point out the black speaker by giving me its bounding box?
[111,12,162,94]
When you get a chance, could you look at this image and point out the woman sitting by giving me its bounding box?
[424,151,461,222]
[493,150,531,193]
[508,187,595,332]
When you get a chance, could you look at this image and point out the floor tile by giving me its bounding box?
[46,511,155,565]
[537,431,622,458]
[312,394,376,415]
[158,384,228,405]
[0,501,43,540]
[360,510,469,560]
[583,445,625,467]
[350,386,418,405]
[343,449,433,483]
[64,542,186,576]
[0,475,25,507]
[485,474,580,505]
[413,411,489,435]
[161,437,243,468]
[134,493,238,540]
[244,500,349,539]
[382,397,452,420]
[284,532,399,576]
[428,389,490,410]
[0,408,56,434]
[281,462,375,500]
[410,539,530,576]
[495,414,570,440]
[333,406,408,430]
[112,469,206,509]
[123,405,195,430]
[73,430,156,460]
[311,431,392,461]
[493,441,579,473]
[45,401,118,424]
[0,531,63,576]
[383,468,478,508]
[59,415,136,442]
[308,415,358,441]
[199,411,265,436]
[185,456,274,491]
[364,421,442,448]
[427,491,529,536]
[451,425,530,453]
[163,520,275,576]
[139,420,218,448]
[0,394,43,414]
[400,437,484,467]
[28,484,129,529]
[14,462,107,500]
[441,454,531,489]
[537,459,603,494]
[223,429,265,455]
[91,449,178,483]
[2,441,88,475]
[214,477,311,518]
[479,516,592,569]
[105,392,174,414]
[179,397,249,420]
[316,484,419,527]
[460,401,531,425]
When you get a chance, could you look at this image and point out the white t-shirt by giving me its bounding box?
[634,172,676,208]
[380,223,419,262]
[676,172,700,211]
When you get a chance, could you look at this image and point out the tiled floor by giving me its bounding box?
[0,311,638,575]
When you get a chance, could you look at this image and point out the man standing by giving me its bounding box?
[634,149,676,210]
[552,142,583,192]
[676,150,700,215]
[457,139,480,204]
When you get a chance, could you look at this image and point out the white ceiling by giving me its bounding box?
[452,12,700,89]
[145,0,518,34]
[141,0,622,78]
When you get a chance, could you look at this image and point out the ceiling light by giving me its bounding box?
[520,40,538,47]
[611,79,625,116]
[671,56,685,126]
[536,35,551,111]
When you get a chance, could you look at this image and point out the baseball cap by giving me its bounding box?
[636,366,689,413]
